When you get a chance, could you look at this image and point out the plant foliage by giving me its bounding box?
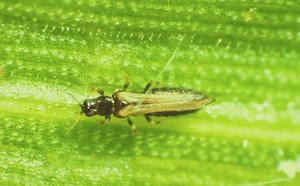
[0,0,299,185]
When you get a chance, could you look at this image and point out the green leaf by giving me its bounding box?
[1,0,300,185]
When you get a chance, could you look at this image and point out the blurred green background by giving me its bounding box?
[0,0,299,185]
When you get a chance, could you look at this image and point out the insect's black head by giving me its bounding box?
[81,96,113,117]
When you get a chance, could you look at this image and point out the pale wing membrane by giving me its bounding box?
[116,91,205,104]
[116,91,214,117]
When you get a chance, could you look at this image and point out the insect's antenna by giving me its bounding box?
[67,92,82,106]
[133,47,179,114]
[67,92,83,122]
[145,46,178,94]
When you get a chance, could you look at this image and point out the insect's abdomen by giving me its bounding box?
[145,107,199,116]
[115,88,214,117]
[147,88,213,116]
[149,88,201,96]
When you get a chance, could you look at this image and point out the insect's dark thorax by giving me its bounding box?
[112,91,130,118]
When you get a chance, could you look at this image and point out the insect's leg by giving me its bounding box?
[144,115,160,124]
[91,87,105,96]
[127,117,137,134]
[123,76,130,91]
[100,115,111,124]
[123,82,130,91]
[105,115,111,122]
[97,89,105,96]
[143,82,152,93]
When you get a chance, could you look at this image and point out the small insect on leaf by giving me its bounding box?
[76,82,215,134]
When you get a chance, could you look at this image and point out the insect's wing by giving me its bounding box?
[116,91,214,117]
[116,90,206,104]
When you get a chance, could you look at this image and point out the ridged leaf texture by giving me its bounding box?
[0,0,299,185]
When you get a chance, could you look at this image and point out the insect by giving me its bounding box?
[79,81,215,134]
